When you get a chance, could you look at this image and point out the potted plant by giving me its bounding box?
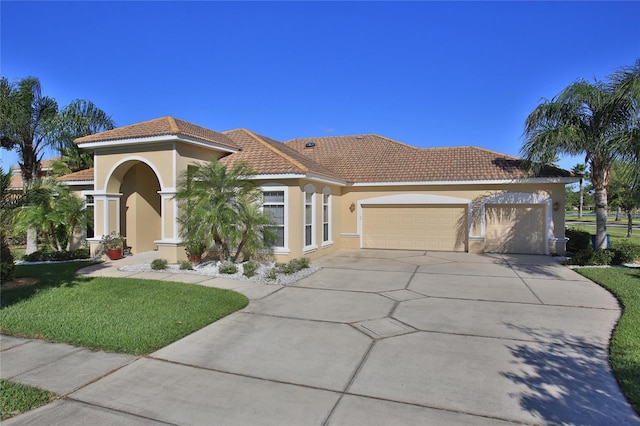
[102,232,125,260]
[185,241,206,265]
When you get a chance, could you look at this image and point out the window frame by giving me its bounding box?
[260,185,289,255]
[303,184,317,253]
[321,187,333,247]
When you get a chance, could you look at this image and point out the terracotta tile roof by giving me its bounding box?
[285,135,572,182]
[75,116,238,151]
[220,129,343,181]
[8,172,23,189]
[57,168,94,182]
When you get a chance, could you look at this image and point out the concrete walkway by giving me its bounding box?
[2,249,639,425]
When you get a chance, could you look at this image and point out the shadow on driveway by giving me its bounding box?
[502,325,640,425]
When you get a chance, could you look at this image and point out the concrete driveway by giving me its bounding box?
[2,249,639,425]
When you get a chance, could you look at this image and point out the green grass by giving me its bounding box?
[565,212,639,224]
[575,267,640,414]
[9,246,25,260]
[1,262,248,355]
[0,380,57,420]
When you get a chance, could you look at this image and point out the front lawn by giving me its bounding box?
[0,380,56,420]
[576,267,640,414]
[0,263,248,355]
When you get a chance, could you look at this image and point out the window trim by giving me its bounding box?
[303,184,317,253]
[321,187,333,247]
[261,185,289,255]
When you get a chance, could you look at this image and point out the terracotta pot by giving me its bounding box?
[189,253,202,265]
[106,248,122,260]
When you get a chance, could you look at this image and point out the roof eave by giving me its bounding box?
[350,177,579,186]
[77,134,238,153]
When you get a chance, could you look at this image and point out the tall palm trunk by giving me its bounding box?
[593,187,609,249]
[26,227,38,254]
[578,178,584,218]
[628,211,634,238]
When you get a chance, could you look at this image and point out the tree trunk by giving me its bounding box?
[628,211,634,238]
[615,206,621,221]
[578,179,584,218]
[594,187,609,249]
[25,227,38,254]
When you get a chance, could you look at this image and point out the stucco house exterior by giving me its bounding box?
[66,116,576,263]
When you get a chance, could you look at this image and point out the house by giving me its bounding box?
[69,116,576,263]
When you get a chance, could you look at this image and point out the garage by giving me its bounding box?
[484,204,546,254]
[361,205,467,251]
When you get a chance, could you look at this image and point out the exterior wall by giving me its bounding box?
[89,141,231,260]
[337,183,567,255]
[254,179,343,262]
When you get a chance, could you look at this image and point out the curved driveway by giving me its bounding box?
[3,249,639,425]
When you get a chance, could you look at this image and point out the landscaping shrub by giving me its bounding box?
[566,241,640,266]
[566,227,592,253]
[179,260,193,270]
[265,267,277,281]
[22,248,90,262]
[242,261,259,278]
[151,259,168,270]
[267,257,312,278]
[610,240,640,264]
[1,237,15,283]
[218,261,238,274]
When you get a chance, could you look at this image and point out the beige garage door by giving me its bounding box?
[484,204,546,254]
[362,205,467,251]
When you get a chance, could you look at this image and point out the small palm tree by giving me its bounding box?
[14,179,86,251]
[522,60,640,249]
[175,159,275,261]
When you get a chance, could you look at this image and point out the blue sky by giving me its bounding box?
[1,1,639,172]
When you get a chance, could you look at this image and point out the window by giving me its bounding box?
[263,190,285,247]
[322,190,331,245]
[85,194,94,238]
[304,184,316,251]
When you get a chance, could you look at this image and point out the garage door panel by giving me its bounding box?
[362,205,467,252]
[485,205,545,254]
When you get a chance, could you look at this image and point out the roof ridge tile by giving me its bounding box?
[240,129,309,173]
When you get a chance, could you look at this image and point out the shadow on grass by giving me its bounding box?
[502,324,640,425]
[1,261,97,308]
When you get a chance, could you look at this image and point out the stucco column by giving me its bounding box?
[157,190,179,242]
[155,190,184,263]
[87,192,122,256]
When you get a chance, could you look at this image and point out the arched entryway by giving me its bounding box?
[106,160,162,254]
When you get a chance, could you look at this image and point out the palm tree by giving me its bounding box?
[522,60,640,249]
[0,168,25,282]
[175,159,275,261]
[0,76,114,253]
[571,163,588,218]
[608,161,640,237]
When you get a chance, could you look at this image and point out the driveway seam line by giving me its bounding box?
[411,328,608,350]
[64,397,176,425]
[0,336,33,352]
[145,356,346,395]
[322,340,378,426]
[340,391,535,425]
[60,356,143,398]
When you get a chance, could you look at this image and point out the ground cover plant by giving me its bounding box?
[0,380,57,420]
[575,267,640,414]
[0,262,248,355]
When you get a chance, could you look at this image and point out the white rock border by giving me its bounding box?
[119,260,321,286]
